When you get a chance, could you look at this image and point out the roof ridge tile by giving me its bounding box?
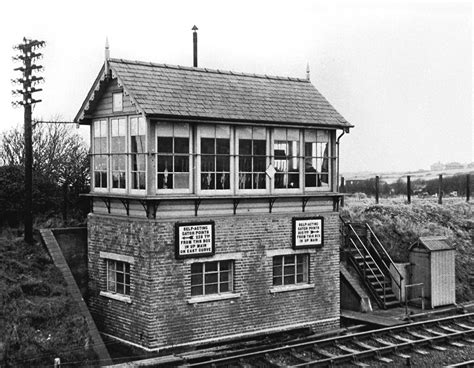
[109,57,309,83]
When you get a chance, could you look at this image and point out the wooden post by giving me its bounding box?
[375,175,379,204]
[467,174,471,202]
[407,175,411,204]
[438,174,443,204]
[340,176,345,207]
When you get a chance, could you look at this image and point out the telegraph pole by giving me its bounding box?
[12,37,45,244]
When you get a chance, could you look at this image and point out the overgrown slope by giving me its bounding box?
[0,233,98,366]
[343,201,473,302]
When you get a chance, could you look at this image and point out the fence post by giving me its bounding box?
[375,175,379,204]
[467,174,471,202]
[438,174,443,204]
[407,175,411,204]
[340,176,345,207]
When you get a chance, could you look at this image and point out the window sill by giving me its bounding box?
[187,293,241,304]
[100,291,132,304]
[269,284,315,294]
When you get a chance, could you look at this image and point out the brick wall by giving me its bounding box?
[88,210,341,350]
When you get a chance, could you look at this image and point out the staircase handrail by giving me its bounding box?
[366,223,404,284]
[348,224,388,302]
[348,237,387,303]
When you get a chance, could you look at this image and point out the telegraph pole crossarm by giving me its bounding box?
[12,37,46,244]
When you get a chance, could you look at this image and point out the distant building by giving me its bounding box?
[430,162,445,171]
[445,162,464,170]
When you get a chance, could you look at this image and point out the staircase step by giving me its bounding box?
[384,300,401,307]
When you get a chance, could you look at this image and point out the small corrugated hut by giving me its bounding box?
[409,236,455,308]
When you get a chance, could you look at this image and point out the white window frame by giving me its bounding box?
[92,119,109,193]
[190,259,234,297]
[197,124,234,195]
[129,116,147,195]
[272,128,303,194]
[303,129,332,192]
[112,92,123,112]
[272,253,310,286]
[235,126,269,195]
[109,117,128,193]
[156,121,193,194]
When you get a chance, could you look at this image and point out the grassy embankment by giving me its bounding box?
[0,231,98,366]
[343,199,473,302]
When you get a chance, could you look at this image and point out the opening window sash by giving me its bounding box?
[199,125,231,193]
[106,259,131,295]
[157,122,191,192]
[93,119,108,189]
[191,260,233,296]
[273,254,309,286]
[111,118,127,190]
[304,130,330,189]
[273,128,301,190]
[237,127,267,191]
[130,117,147,191]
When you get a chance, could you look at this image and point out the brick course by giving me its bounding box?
[88,209,340,350]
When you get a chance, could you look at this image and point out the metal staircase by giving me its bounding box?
[340,215,403,309]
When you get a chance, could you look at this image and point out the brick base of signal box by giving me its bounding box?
[87,211,341,350]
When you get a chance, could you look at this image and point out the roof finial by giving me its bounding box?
[105,37,110,76]
[306,62,310,81]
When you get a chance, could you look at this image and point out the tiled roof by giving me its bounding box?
[107,59,351,128]
[417,236,454,252]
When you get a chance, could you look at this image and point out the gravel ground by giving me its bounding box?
[339,342,474,367]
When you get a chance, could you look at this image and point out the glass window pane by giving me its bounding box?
[191,285,202,296]
[174,155,189,172]
[274,128,286,140]
[239,140,252,155]
[284,275,294,285]
[130,118,138,136]
[305,129,317,142]
[116,272,124,284]
[191,263,202,274]
[273,276,282,286]
[288,174,299,188]
[253,127,265,140]
[273,265,282,277]
[157,122,173,136]
[116,283,124,294]
[191,274,203,285]
[317,130,329,142]
[205,283,218,294]
[220,282,229,293]
[158,137,173,153]
[174,174,189,189]
[284,255,295,265]
[201,138,215,154]
[174,138,189,153]
[216,139,229,154]
[220,261,231,271]
[201,173,215,189]
[174,122,189,137]
[216,125,230,138]
[205,273,218,284]
[205,262,218,272]
[138,117,146,135]
[253,140,266,155]
[287,128,299,141]
[157,156,173,172]
[216,156,229,172]
[238,126,252,139]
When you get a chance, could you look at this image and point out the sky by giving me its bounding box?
[0,0,472,173]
